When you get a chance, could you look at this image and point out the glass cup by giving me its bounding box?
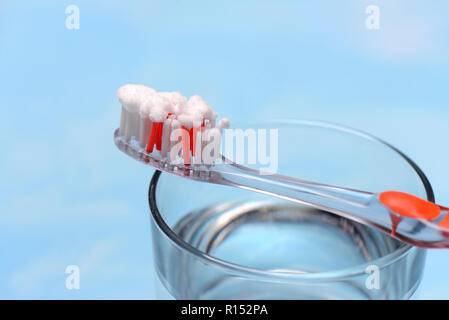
[148,120,432,299]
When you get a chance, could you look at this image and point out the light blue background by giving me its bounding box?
[1,0,448,299]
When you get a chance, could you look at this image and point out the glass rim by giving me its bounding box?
[148,119,434,282]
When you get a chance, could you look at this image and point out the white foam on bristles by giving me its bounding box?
[150,107,167,123]
[159,91,187,115]
[148,94,173,122]
[177,114,193,129]
[117,84,141,113]
[186,95,212,122]
[191,109,203,126]
[218,118,230,130]
[124,112,138,142]
[171,92,187,114]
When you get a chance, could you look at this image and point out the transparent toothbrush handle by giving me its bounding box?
[212,162,376,220]
[211,162,449,248]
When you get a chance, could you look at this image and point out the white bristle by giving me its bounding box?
[187,94,204,106]
[138,116,153,149]
[119,105,127,136]
[170,119,181,153]
[137,85,156,98]
[117,85,138,141]
[138,101,151,148]
[160,118,172,158]
[124,111,139,142]
[209,111,218,128]
[138,116,145,145]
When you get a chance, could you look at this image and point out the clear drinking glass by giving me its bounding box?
[148,120,432,299]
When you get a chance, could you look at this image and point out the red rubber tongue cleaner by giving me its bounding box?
[379,191,449,235]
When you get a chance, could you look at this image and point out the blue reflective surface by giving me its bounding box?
[1,0,448,299]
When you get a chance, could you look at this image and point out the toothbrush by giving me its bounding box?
[114,84,449,249]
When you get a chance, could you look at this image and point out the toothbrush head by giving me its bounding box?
[114,84,229,180]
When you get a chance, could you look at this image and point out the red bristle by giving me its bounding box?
[146,122,158,153]
[191,126,200,157]
[181,126,191,166]
[155,122,163,151]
